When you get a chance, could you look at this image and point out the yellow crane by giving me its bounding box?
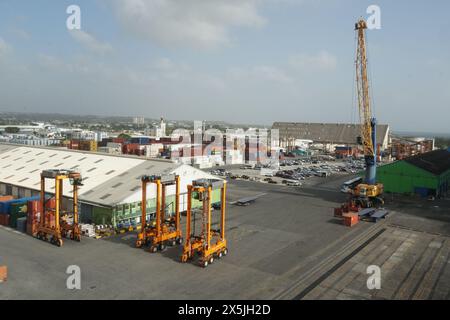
[36,169,83,247]
[135,174,183,252]
[352,18,384,208]
[181,179,228,268]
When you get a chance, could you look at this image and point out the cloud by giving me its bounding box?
[289,51,337,71]
[10,28,31,40]
[110,0,266,50]
[0,37,13,60]
[69,30,113,54]
[229,65,293,84]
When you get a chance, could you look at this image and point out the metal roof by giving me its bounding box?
[404,149,450,176]
[272,122,389,146]
[0,143,203,207]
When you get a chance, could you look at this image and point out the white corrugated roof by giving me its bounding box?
[0,143,187,206]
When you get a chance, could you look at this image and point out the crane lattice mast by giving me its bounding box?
[355,19,377,185]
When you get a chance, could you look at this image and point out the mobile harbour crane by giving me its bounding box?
[335,19,388,225]
[352,18,384,209]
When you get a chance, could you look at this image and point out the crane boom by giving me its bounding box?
[355,19,377,185]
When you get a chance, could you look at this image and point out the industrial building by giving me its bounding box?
[377,149,450,198]
[273,122,390,152]
[0,143,218,228]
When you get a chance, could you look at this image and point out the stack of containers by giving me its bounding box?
[0,196,40,228]
[10,202,28,228]
[69,139,80,150]
[79,140,98,152]
[44,198,56,229]
[0,196,14,226]
[27,200,40,236]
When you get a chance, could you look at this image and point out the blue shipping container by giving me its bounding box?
[0,196,40,215]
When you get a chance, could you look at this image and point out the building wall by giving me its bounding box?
[112,189,222,227]
[377,161,438,195]
[437,169,450,197]
[92,206,113,225]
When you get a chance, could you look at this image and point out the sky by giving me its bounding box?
[0,0,449,133]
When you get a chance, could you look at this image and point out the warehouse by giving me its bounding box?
[0,143,218,227]
[377,149,450,198]
[273,122,390,152]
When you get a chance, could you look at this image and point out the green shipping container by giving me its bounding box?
[9,203,28,228]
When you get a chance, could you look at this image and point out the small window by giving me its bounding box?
[2,164,11,169]
[83,189,94,195]
[118,171,129,177]
[29,169,39,173]
[87,167,97,172]
[13,157,22,161]
[23,151,31,154]
[95,159,104,163]
[1,155,10,159]
[26,159,35,163]
[40,161,49,165]
[34,181,40,186]
[100,193,112,200]
[49,154,57,158]
[35,152,44,156]
[63,155,71,159]
[16,166,25,171]
[4,175,14,179]
[130,186,140,192]
[112,182,123,188]
[79,157,87,161]
[19,177,29,182]
[54,163,64,167]
[105,170,115,175]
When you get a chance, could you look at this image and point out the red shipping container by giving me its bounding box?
[27,221,39,236]
[113,138,126,144]
[0,214,10,226]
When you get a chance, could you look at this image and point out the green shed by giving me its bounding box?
[377,150,450,198]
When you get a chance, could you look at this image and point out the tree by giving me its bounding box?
[5,127,20,134]
[118,133,131,140]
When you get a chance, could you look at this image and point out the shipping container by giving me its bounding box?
[9,202,28,228]
[0,195,40,215]
[0,214,10,226]
[16,217,27,233]
[0,195,14,202]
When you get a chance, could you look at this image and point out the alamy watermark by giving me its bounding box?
[366,5,381,30]
[66,265,81,290]
[367,265,381,290]
[66,5,81,30]
[169,121,280,171]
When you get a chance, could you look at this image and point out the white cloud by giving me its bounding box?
[69,30,113,54]
[0,37,13,60]
[110,0,266,50]
[289,51,337,71]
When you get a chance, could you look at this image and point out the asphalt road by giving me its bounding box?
[1,175,449,299]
